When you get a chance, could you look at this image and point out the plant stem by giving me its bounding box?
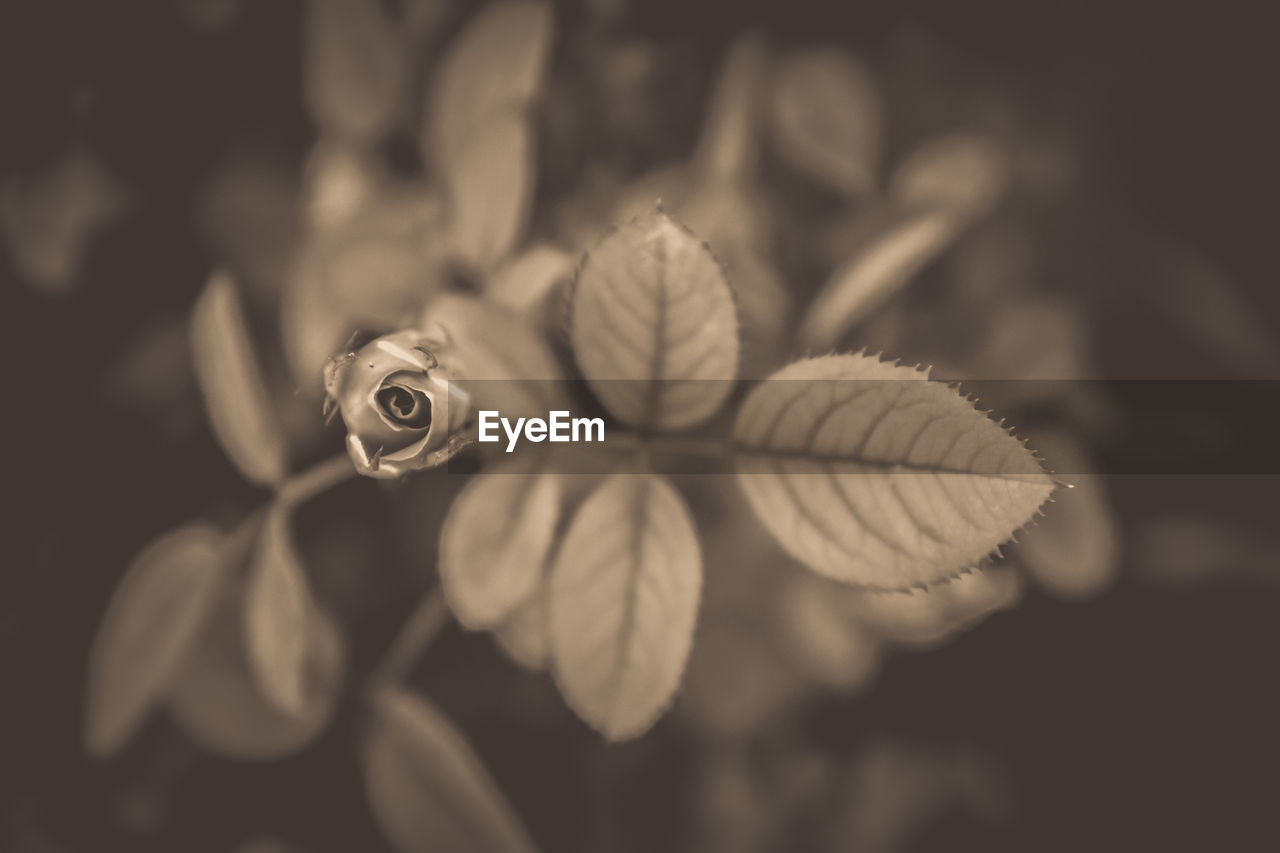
[369,589,451,689]
[277,453,358,507]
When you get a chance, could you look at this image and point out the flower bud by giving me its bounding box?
[323,330,471,478]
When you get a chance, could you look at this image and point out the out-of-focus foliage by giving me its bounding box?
[363,687,539,853]
[63,0,1280,849]
[85,524,228,756]
[191,271,289,487]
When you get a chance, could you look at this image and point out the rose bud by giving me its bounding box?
[323,329,471,478]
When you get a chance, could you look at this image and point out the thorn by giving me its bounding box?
[369,446,384,472]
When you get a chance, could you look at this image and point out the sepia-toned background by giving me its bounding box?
[3,1,1277,851]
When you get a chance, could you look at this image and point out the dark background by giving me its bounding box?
[2,1,1276,851]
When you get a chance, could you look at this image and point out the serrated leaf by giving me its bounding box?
[493,584,550,671]
[244,502,315,717]
[85,524,227,756]
[693,33,767,182]
[363,686,539,853]
[767,49,881,197]
[440,468,561,629]
[427,0,553,174]
[571,211,739,430]
[191,271,288,486]
[167,578,346,759]
[733,354,1054,589]
[422,292,566,418]
[485,243,574,315]
[549,475,702,740]
[797,207,961,351]
[445,108,535,273]
[304,0,407,144]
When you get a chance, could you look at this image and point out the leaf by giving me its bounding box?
[485,243,574,315]
[548,475,702,740]
[304,0,407,143]
[85,524,227,756]
[733,354,1055,589]
[889,132,1009,222]
[427,0,553,174]
[191,271,288,486]
[244,502,316,717]
[363,686,539,853]
[767,49,881,197]
[423,292,567,418]
[440,468,562,629]
[167,578,346,759]
[693,33,768,182]
[493,584,550,672]
[444,108,535,273]
[571,211,739,430]
[797,207,961,351]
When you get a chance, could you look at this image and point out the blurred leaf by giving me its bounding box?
[493,581,551,672]
[780,574,881,691]
[427,0,554,174]
[444,108,535,273]
[679,183,792,377]
[679,617,805,739]
[423,292,567,418]
[282,192,448,395]
[191,271,289,486]
[304,0,407,143]
[571,211,739,430]
[549,475,702,740]
[301,140,386,234]
[693,33,768,182]
[244,503,317,717]
[0,148,129,296]
[85,524,227,756]
[767,49,881,197]
[798,207,960,351]
[485,243,574,316]
[828,737,1011,852]
[1013,430,1120,599]
[889,132,1009,222]
[166,580,345,759]
[733,354,1054,589]
[440,468,562,629]
[844,565,1023,648]
[197,148,300,306]
[363,686,539,853]
[1144,235,1280,379]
